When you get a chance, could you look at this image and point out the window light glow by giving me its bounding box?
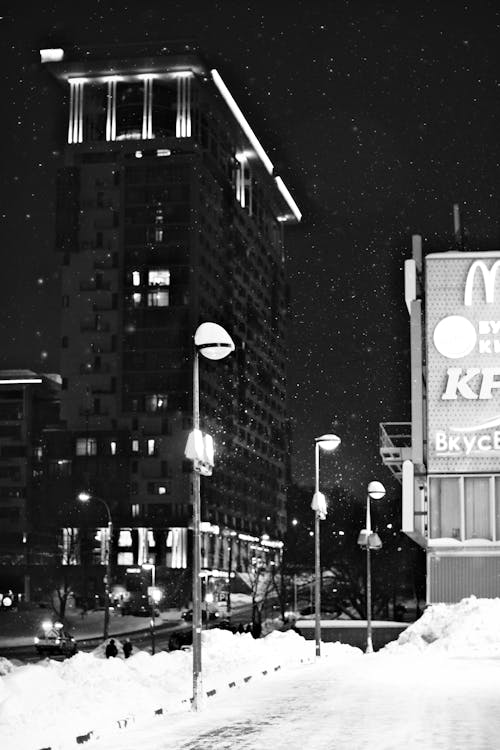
[211,69,274,175]
[0,379,42,385]
[40,48,65,63]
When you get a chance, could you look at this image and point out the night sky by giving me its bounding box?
[1,1,500,504]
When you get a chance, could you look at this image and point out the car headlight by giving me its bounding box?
[34,637,39,644]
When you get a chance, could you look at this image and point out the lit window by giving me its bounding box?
[132,293,141,306]
[148,439,155,456]
[131,504,140,518]
[118,529,133,546]
[132,271,141,286]
[75,437,97,456]
[148,269,170,286]
[147,290,169,307]
[158,486,167,495]
[117,552,134,566]
[132,439,139,453]
[154,208,164,243]
[110,441,117,456]
[145,394,168,412]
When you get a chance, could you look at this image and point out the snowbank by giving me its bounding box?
[384,596,500,656]
[0,630,360,750]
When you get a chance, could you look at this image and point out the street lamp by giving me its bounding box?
[77,491,113,640]
[311,433,341,658]
[357,480,385,654]
[187,322,234,711]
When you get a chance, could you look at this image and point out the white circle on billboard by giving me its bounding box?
[433,315,477,359]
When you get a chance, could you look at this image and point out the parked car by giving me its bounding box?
[181,608,219,622]
[121,598,160,617]
[168,629,193,651]
[34,621,78,657]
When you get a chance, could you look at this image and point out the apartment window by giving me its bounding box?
[115,81,144,141]
[158,486,167,495]
[147,290,169,307]
[110,441,117,456]
[132,439,139,453]
[154,207,164,242]
[83,82,107,141]
[132,293,142,307]
[75,437,97,456]
[152,78,177,138]
[48,460,72,478]
[132,270,141,287]
[147,439,155,456]
[148,269,170,286]
[145,394,168,412]
[131,503,140,518]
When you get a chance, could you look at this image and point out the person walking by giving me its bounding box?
[123,639,133,659]
[105,638,118,658]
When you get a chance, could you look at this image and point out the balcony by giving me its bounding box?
[379,422,412,482]
[80,281,112,292]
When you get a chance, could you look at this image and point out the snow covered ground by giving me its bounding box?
[1,596,500,750]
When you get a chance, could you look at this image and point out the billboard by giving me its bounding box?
[426,251,500,472]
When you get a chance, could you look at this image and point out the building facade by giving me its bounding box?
[381,238,500,603]
[0,370,61,601]
[38,44,300,606]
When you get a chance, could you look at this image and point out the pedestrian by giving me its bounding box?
[105,638,118,658]
[123,639,133,659]
[251,620,262,639]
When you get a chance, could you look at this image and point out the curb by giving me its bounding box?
[35,656,315,749]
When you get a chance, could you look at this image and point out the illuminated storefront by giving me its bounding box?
[381,243,500,602]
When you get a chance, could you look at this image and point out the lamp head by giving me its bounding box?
[315,434,341,452]
[194,322,235,361]
[78,491,91,503]
[367,481,386,500]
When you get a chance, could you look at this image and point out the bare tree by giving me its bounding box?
[49,527,79,622]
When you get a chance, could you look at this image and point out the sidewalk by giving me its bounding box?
[0,605,184,649]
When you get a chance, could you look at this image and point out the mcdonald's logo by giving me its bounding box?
[464,260,500,306]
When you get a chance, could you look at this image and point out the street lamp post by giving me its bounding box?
[188,322,234,711]
[224,529,236,622]
[77,491,113,640]
[357,481,385,654]
[311,434,341,658]
[143,563,161,654]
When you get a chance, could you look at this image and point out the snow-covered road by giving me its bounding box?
[95,651,500,750]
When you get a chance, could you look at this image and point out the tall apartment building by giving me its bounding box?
[39,43,300,604]
[0,370,61,600]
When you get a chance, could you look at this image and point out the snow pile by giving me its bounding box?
[0,630,360,750]
[385,596,500,656]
